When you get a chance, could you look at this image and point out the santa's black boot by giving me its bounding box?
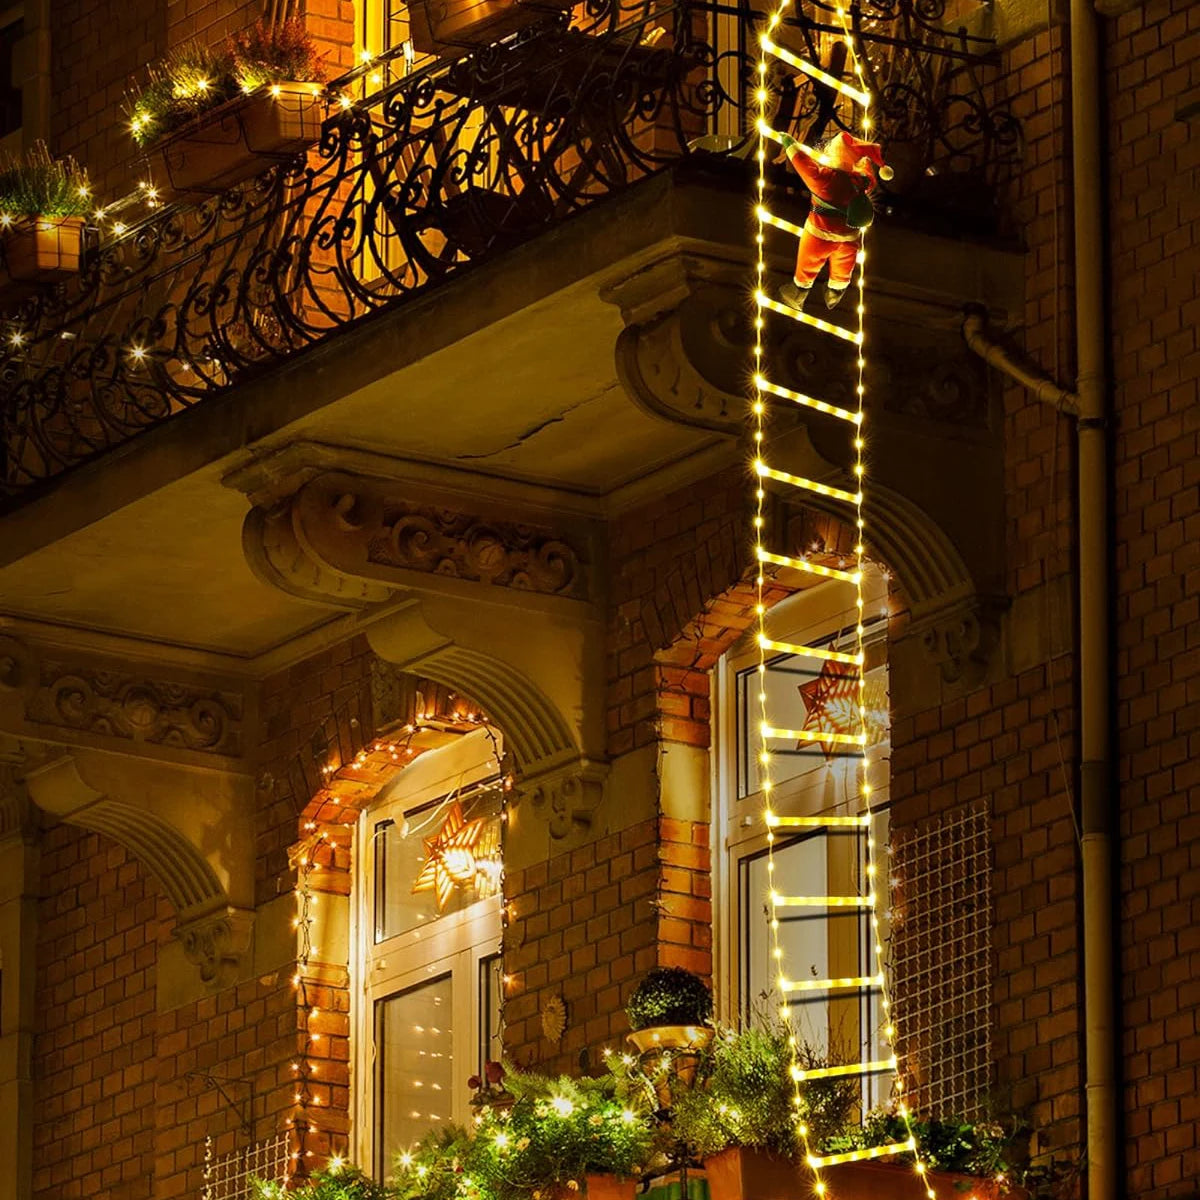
[824,284,849,309]
[780,280,812,311]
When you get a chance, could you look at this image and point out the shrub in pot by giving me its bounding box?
[0,143,90,295]
[626,967,714,1053]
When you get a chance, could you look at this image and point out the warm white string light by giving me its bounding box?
[750,3,936,1195]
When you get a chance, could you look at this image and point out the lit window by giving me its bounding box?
[359,727,505,1173]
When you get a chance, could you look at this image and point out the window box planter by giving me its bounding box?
[703,1148,798,1200]
[705,1150,1021,1200]
[0,215,85,298]
[408,0,573,58]
[585,1174,639,1200]
[822,1161,1022,1200]
[145,82,326,204]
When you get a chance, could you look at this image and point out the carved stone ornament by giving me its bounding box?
[371,505,583,597]
[27,662,244,755]
[242,471,594,608]
[521,758,607,839]
[541,994,567,1044]
[912,596,1006,685]
[0,759,37,842]
[176,906,253,987]
[603,255,992,440]
[0,635,35,692]
[0,633,246,758]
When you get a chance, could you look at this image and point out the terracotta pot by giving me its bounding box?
[0,216,84,295]
[627,1025,714,1054]
[821,1161,1022,1200]
[586,1175,638,1200]
[408,0,572,58]
[146,83,326,204]
[704,1147,799,1200]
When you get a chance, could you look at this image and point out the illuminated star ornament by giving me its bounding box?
[798,659,888,759]
[412,801,488,910]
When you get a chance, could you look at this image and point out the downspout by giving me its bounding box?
[963,0,1118,1192]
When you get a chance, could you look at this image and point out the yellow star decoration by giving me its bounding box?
[412,802,488,911]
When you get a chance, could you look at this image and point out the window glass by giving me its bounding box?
[479,953,503,1072]
[0,19,23,138]
[736,619,888,800]
[374,780,503,942]
[376,973,455,1170]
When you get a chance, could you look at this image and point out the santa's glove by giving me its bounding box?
[779,132,798,156]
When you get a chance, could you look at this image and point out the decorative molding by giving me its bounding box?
[519,756,607,839]
[176,905,254,987]
[910,595,1007,685]
[0,635,35,692]
[241,472,596,610]
[0,633,247,758]
[604,256,992,440]
[0,759,38,842]
[369,503,585,599]
[27,663,244,755]
[541,994,567,1044]
[604,257,746,435]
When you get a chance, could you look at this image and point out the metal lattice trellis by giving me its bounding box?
[202,1133,290,1200]
[890,797,993,1118]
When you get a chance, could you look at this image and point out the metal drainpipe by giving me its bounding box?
[962,0,1118,1190]
[1070,0,1119,1194]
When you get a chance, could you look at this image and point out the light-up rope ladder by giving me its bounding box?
[749,6,938,1197]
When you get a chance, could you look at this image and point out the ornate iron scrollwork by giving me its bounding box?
[0,0,1018,500]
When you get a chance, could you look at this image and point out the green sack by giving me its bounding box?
[845,190,875,229]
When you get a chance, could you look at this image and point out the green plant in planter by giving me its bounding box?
[127,19,326,147]
[0,143,91,219]
[626,968,713,1031]
[471,1068,657,1198]
[394,1126,479,1200]
[127,41,240,145]
[253,1159,392,1200]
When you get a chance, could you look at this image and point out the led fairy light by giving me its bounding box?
[750,1,935,1194]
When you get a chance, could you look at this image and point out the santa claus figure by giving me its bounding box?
[777,129,893,313]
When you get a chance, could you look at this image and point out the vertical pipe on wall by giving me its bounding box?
[1070,0,1119,1195]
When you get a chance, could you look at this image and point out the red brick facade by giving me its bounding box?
[12,0,1200,1196]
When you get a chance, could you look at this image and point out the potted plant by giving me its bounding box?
[254,1159,391,1199]
[819,1111,1031,1200]
[128,20,328,203]
[407,0,573,60]
[0,143,90,298]
[626,967,714,1056]
[672,1028,852,1200]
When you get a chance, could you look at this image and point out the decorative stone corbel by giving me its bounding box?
[602,256,749,435]
[175,904,254,987]
[519,756,607,839]
[0,756,38,843]
[910,595,1007,686]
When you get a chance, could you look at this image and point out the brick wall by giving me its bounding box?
[33,825,164,1200]
[1106,1,1200,1194]
[504,816,712,1072]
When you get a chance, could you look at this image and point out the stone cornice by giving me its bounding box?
[0,633,247,763]
[240,470,600,614]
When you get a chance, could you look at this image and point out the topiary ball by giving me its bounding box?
[626,967,713,1031]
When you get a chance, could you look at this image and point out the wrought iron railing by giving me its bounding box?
[0,0,1018,501]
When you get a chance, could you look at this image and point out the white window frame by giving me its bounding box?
[353,729,504,1173]
[712,573,891,1092]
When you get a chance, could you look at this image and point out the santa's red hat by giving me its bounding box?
[829,132,894,182]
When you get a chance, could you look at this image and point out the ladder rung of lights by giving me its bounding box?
[750,5,937,1195]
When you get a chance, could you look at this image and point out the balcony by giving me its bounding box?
[0,0,1019,508]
